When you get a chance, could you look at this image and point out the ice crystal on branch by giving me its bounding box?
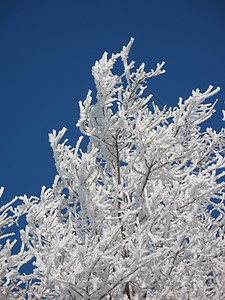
[1,38,225,299]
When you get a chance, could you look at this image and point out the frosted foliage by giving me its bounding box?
[0,39,225,299]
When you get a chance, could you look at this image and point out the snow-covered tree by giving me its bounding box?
[1,38,225,299]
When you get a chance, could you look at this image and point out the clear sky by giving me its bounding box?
[0,0,225,205]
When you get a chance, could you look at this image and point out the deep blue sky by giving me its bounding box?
[0,0,225,205]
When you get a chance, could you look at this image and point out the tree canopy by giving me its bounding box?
[1,38,225,299]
